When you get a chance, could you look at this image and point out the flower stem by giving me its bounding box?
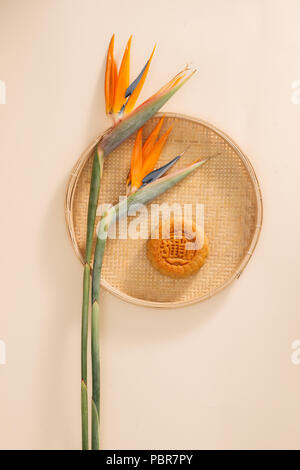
[91,300,100,450]
[90,212,111,450]
[81,264,90,450]
[81,146,104,450]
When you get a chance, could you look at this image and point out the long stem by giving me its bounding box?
[90,213,111,450]
[91,300,100,450]
[81,146,104,450]
[81,264,90,450]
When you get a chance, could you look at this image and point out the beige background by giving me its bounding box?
[0,0,300,450]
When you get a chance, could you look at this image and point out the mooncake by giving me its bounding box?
[147,217,209,278]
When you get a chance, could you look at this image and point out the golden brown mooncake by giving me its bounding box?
[147,217,209,278]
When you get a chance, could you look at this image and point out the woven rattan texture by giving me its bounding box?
[70,114,261,306]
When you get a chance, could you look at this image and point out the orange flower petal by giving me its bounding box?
[142,116,164,160]
[152,68,188,100]
[111,56,118,111]
[127,117,164,188]
[132,67,192,114]
[124,45,156,114]
[113,35,132,114]
[126,171,131,187]
[141,125,173,180]
[130,127,143,190]
[105,34,115,114]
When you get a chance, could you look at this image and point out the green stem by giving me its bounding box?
[81,379,88,449]
[81,146,104,450]
[91,300,100,450]
[81,264,90,450]
[90,212,111,450]
[86,147,104,262]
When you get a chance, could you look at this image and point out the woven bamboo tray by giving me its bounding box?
[65,113,263,308]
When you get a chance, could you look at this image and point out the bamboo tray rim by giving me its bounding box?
[65,112,263,308]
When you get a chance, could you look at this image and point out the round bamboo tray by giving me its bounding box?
[65,113,263,308]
